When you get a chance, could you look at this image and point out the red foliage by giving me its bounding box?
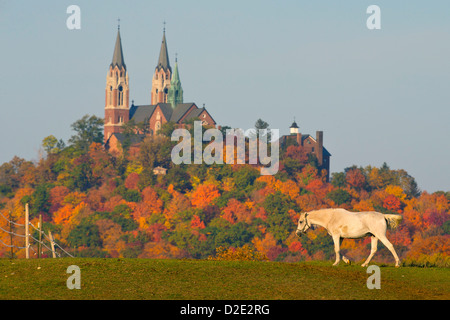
[346,168,366,189]
[124,173,140,190]
[288,240,307,255]
[191,215,206,229]
[383,194,403,213]
[49,186,70,214]
[222,198,252,224]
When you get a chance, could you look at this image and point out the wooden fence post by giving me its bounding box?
[48,231,56,258]
[9,211,13,259]
[25,203,29,259]
[38,214,42,259]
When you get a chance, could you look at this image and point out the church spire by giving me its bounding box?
[168,55,183,108]
[111,28,126,70]
[156,27,171,72]
[151,27,172,104]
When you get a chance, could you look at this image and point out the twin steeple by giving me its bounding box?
[105,22,184,142]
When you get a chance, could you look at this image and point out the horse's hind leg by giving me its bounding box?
[339,238,350,264]
[377,234,401,267]
[361,236,378,267]
[332,235,341,266]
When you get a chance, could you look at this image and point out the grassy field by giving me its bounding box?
[0,258,448,300]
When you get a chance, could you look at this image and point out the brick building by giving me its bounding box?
[104,27,216,148]
[279,120,331,181]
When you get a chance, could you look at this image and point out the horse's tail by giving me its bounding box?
[384,214,403,229]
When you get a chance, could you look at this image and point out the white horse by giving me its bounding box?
[296,208,403,267]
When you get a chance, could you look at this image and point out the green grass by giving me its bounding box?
[0,258,448,300]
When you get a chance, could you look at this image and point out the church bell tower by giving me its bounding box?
[104,26,129,143]
[151,28,172,105]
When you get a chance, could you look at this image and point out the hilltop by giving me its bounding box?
[0,115,449,266]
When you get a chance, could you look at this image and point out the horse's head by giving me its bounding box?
[296,212,310,237]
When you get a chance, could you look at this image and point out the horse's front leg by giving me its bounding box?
[332,234,341,266]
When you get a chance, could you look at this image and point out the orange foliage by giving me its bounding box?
[288,209,299,224]
[353,199,374,212]
[102,195,128,212]
[49,186,70,213]
[191,215,206,229]
[52,202,86,226]
[221,198,252,224]
[279,179,300,199]
[406,235,450,260]
[383,194,403,213]
[257,176,300,200]
[388,226,412,247]
[164,192,191,228]
[96,219,125,258]
[132,187,163,229]
[296,193,322,212]
[189,183,220,209]
[139,241,185,259]
[252,232,286,260]
[253,206,268,221]
[305,179,333,199]
[296,164,318,188]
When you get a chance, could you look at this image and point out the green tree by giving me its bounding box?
[30,183,54,216]
[330,172,346,188]
[68,115,104,152]
[232,165,259,191]
[42,135,58,154]
[249,118,271,142]
[263,192,298,243]
[326,189,351,205]
[165,165,192,192]
[67,221,102,248]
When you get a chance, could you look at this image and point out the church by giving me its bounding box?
[102,25,331,179]
[103,26,216,150]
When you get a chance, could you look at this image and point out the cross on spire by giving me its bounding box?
[163,20,166,33]
[118,17,120,30]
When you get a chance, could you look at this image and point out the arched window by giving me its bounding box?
[155,121,161,133]
[108,86,113,105]
[118,85,123,106]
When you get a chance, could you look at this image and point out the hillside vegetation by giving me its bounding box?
[0,116,449,266]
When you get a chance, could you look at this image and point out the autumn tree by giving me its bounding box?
[345,167,366,190]
[189,183,220,209]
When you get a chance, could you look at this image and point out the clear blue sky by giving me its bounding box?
[1,0,449,192]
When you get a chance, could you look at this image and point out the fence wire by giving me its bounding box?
[0,210,74,258]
